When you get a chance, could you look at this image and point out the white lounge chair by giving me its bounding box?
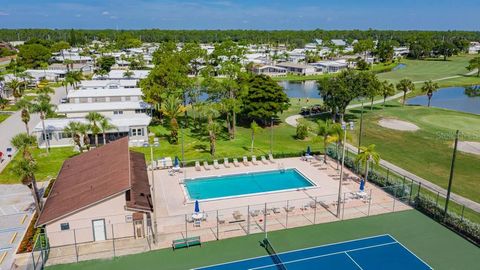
[195,161,201,171]
[268,154,275,163]
[243,156,250,166]
[213,159,220,169]
[251,156,258,165]
[223,158,231,168]
[165,157,173,168]
[233,158,240,167]
[261,156,268,164]
[203,161,212,170]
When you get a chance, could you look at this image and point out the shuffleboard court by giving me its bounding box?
[195,235,432,270]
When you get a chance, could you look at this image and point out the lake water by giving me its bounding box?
[278,80,321,98]
[392,63,407,71]
[407,86,480,115]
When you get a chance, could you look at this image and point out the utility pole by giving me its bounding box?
[357,100,364,155]
[337,122,354,217]
[444,130,459,220]
[149,135,158,244]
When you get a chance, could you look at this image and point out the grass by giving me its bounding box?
[0,113,10,123]
[378,55,480,88]
[0,147,78,184]
[345,102,480,203]
[3,95,36,111]
[46,210,479,270]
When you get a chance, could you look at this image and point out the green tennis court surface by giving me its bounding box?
[47,210,479,270]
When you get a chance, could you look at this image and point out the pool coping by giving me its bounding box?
[180,167,319,203]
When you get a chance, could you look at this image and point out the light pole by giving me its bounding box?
[270,117,273,155]
[444,130,459,220]
[357,99,365,155]
[337,121,354,218]
[147,132,159,244]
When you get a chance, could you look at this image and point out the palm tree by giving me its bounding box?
[64,121,83,151]
[329,122,344,169]
[94,69,108,79]
[466,56,480,77]
[123,69,134,79]
[31,94,55,153]
[0,96,8,110]
[6,79,24,103]
[422,80,439,107]
[10,133,43,213]
[64,71,76,94]
[317,119,338,164]
[85,112,105,147]
[381,81,395,108]
[250,121,261,153]
[71,71,84,88]
[161,96,185,144]
[99,117,116,145]
[355,144,380,184]
[207,118,221,156]
[16,98,32,134]
[396,79,415,106]
[78,123,91,151]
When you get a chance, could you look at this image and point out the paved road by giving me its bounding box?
[284,95,480,213]
[0,86,66,173]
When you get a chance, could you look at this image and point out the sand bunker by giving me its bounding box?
[378,118,420,131]
[456,141,480,156]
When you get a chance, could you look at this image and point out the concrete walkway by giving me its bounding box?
[284,101,480,213]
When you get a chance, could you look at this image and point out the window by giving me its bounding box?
[79,98,89,103]
[58,132,72,140]
[93,97,106,103]
[130,128,143,137]
[110,96,121,102]
[113,110,123,115]
[60,223,70,231]
[135,109,146,114]
[124,96,131,101]
[42,133,52,140]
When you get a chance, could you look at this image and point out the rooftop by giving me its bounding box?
[67,88,143,98]
[56,101,150,113]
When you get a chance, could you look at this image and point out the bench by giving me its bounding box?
[172,236,201,250]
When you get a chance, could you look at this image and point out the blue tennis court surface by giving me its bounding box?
[196,235,432,270]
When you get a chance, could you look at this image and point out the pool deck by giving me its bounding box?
[152,156,411,248]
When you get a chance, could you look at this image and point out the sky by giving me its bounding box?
[0,0,478,30]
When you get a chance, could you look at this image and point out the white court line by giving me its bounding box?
[344,252,364,270]
[387,234,433,270]
[248,242,397,270]
[194,234,391,270]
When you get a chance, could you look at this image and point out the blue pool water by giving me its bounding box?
[185,169,314,200]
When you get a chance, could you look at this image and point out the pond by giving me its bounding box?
[392,63,407,71]
[277,80,321,99]
[406,86,480,115]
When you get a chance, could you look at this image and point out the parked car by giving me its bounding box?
[60,98,68,104]
[300,107,310,116]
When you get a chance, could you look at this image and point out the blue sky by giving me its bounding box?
[0,0,478,30]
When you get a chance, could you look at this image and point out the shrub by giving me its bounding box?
[296,122,309,140]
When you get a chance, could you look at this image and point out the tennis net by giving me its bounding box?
[263,238,288,270]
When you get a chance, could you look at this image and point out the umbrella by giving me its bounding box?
[174,156,179,167]
[306,146,311,155]
[194,200,200,213]
[359,178,365,192]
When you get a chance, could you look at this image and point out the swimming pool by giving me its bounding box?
[184,169,315,200]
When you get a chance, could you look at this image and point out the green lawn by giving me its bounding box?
[0,147,78,184]
[0,113,10,123]
[345,102,480,203]
[378,55,480,88]
[47,210,479,270]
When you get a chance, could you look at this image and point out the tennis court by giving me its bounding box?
[196,234,432,270]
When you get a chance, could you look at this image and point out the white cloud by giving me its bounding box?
[101,11,109,15]
[0,11,9,16]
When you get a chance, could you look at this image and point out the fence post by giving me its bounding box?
[216,210,219,240]
[460,205,465,222]
[409,179,414,204]
[417,182,422,199]
[263,203,267,238]
[247,205,251,234]
[73,229,78,262]
[392,187,397,212]
[367,189,372,216]
[285,200,289,228]
[402,177,406,197]
[341,192,346,220]
[435,191,440,207]
[313,197,317,224]
[184,214,188,239]
[112,224,116,258]
[31,250,36,270]
[386,168,390,182]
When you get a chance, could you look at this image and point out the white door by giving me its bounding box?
[92,219,106,241]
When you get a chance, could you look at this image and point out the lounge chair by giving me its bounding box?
[251,156,258,165]
[203,161,212,170]
[233,158,240,167]
[213,159,220,169]
[268,154,275,163]
[261,156,268,164]
[195,161,201,171]
[285,206,296,213]
[165,157,173,168]
[233,210,243,220]
[272,207,281,214]
[250,209,260,217]
[243,156,250,166]
[223,158,231,168]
